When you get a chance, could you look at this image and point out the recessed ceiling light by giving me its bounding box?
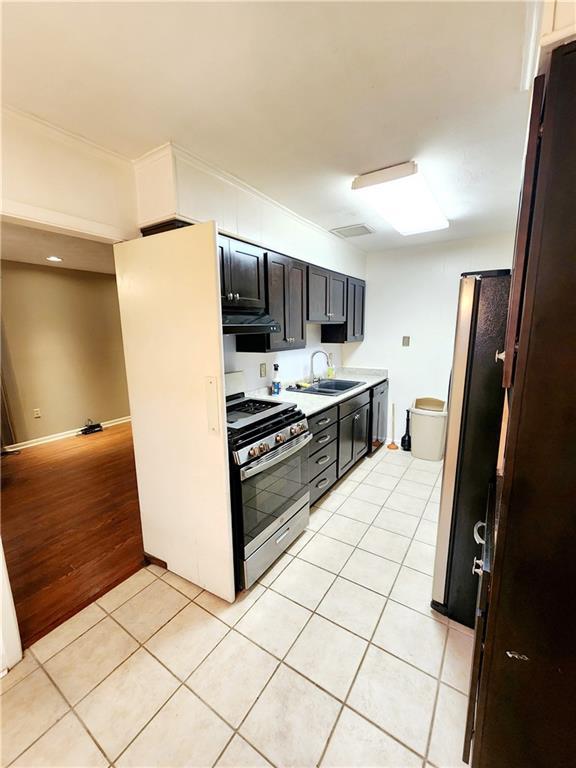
[46,255,63,262]
[352,161,449,236]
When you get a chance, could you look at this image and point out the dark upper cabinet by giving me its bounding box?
[308,266,347,323]
[348,278,366,340]
[287,258,307,347]
[218,235,231,303]
[221,239,265,310]
[321,277,366,343]
[329,272,347,322]
[338,402,370,476]
[308,266,330,321]
[236,251,307,352]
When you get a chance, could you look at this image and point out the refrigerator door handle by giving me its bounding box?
[473,521,486,545]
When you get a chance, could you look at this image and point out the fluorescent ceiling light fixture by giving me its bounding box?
[352,161,449,236]
[46,255,62,262]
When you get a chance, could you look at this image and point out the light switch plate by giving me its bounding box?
[260,363,267,378]
[402,336,411,347]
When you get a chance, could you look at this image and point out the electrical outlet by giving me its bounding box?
[260,363,267,378]
[33,408,41,418]
[402,336,411,347]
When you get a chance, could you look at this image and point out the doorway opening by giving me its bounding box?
[1,221,144,647]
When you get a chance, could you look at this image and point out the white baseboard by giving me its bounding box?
[5,416,132,451]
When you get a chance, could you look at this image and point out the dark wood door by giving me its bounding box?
[502,75,545,388]
[353,403,370,461]
[287,259,307,348]
[228,240,265,310]
[338,410,356,476]
[308,265,330,322]
[218,235,231,304]
[267,252,290,350]
[329,272,347,322]
[471,45,576,768]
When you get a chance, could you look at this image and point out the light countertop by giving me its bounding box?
[248,367,388,417]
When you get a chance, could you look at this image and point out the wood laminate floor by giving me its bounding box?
[1,422,144,648]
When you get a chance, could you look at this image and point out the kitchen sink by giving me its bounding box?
[287,379,365,396]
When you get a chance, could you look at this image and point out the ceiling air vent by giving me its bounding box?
[330,224,375,238]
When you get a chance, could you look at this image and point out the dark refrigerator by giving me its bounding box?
[431,269,510,628]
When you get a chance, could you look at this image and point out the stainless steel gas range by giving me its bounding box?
[226,394,311,589]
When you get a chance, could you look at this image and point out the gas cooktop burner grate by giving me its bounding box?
[229,400,276,415]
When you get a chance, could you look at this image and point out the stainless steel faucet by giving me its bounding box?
[310,350,330,383]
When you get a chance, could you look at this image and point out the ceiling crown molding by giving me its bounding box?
[2,106,132,164]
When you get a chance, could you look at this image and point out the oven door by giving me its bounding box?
[240,432,311,561]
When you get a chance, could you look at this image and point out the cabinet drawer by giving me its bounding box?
[309,440,338,480]
[339,390,370,419]
[309,423,338,455]
[309,407,338,434]
[309,462,338,505]
[372,380,388,398]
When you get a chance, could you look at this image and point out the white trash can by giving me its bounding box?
[410,398,447,461]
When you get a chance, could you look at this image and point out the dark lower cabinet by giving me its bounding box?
[236,252,307,352]
[369,380,388,453]
[338,402,370,477]
[310,463,338,505]
[308,385,386,501]
[308,266,347,323]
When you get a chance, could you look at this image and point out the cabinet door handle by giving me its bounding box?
[317,417,330,426]
[317,478,329,489]
[354,413,360,421]
[317,455,330,465]
[317,434,330,444]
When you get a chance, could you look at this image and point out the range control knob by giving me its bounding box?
[290,425,299,435]
[275,434,286,444]
[248,446,259,458]
[259,442,270,453]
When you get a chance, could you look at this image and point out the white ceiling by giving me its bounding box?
[2,2,532,251]
[1,222,115,274]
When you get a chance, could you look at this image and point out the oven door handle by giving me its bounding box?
[240,433,312,480]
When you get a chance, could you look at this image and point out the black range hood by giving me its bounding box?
[222,312,281,335]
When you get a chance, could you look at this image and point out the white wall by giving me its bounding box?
[223,324,344,394]
[135,144,367,278]
[344,232,515,440]
[136,143,367,395]
[2,109,138,242]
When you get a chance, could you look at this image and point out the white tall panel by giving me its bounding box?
[114,223,235,601]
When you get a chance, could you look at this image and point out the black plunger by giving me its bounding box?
[401,409,411,452]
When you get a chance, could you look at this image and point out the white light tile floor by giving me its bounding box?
[2,448,475,767]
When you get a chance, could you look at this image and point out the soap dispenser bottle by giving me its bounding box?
[271,363,282,395]
[327,353,335,379]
